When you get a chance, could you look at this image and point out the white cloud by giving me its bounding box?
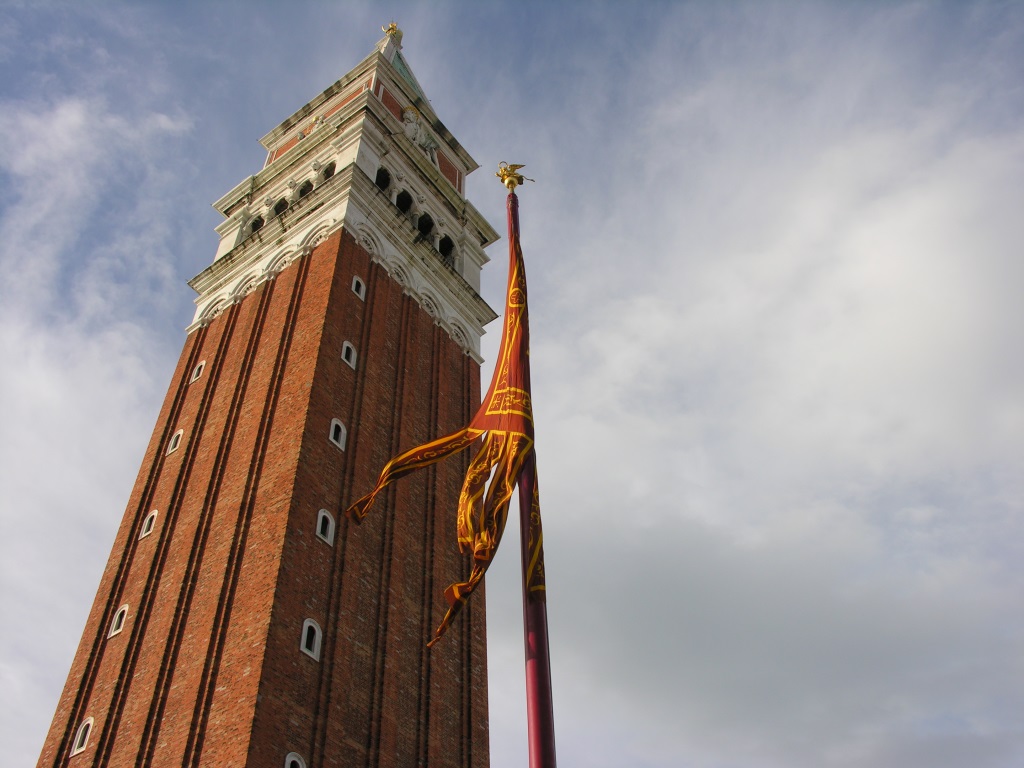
[0,64,194,768]
[3,3,1023,767]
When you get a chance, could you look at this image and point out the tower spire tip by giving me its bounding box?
[382,21,403,46]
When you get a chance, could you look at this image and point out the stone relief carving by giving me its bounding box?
[201,300,227,324]
[240,279,260,297]
[402,107,439,163]
[450,324,468,350]
[421,294,439,318]
[390,264,409,288]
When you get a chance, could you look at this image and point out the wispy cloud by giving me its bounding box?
[2,3,1023,767]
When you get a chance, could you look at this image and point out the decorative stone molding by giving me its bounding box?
[265,247,299,277]
[390,264,409,288]
[450,323,469,351]
[301,220,335,250]
[231,272,262,300]
[199,299,227,325]
[194,122,496,359]
[420,293,439,319]
[353,223,383,258]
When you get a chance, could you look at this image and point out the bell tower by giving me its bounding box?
[38,26,497,768]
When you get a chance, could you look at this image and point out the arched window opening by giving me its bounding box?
[285,752,307,768]
[395,189,412,213]
[316,509,335,545]
[297,180,313,199]
[71,718,93,756]
[351,275,366,300]
[329,419,347,450]
[438,236,455,265]
[301,619,322,660]
[167,429,184,455]
[375,167,391,191]
[140,510,158,539]
[416,213,434,240]
[108,605,129,637]
[189,360,206,383]
[320,162,336,182]
[273,198,288,217]
[341,341,357,369]
[248,216,264,235]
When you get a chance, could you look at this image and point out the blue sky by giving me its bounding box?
[2,2,1023,766]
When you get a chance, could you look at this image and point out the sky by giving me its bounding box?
[1,1,1023,766]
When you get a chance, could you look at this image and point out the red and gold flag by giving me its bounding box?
[347,191,545,646]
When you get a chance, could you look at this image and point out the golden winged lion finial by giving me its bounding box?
[496,162,534,192]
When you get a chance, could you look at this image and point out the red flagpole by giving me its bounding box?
[506,188,557,767]
[518,452,556,767]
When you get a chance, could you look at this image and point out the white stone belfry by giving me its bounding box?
[189,29,498,361]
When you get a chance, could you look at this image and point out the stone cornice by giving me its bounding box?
[259,52,379,149]
[212,91,374,219]
[189,162,496,362]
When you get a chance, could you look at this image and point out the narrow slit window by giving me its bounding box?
[167,429,184,455]
[189,360,206,383]
[341,341,357,369]
[301,619,322,660]
[285,753,307,768]
[108,605,129,637]
[351,276,366,300]
[70,718,93,756]
[140,510,158,539]
[329,419,347,451]
[316,509,335,545]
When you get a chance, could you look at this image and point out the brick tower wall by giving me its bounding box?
[38,228,488,768]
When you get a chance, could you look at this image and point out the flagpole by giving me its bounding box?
[499,163,557,767]
[517,451,556,767]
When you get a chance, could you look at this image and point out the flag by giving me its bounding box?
[347,191,545,646]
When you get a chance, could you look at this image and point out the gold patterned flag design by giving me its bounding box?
[346,192,545,646]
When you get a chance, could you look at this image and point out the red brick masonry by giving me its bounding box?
[39,229,489,768]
